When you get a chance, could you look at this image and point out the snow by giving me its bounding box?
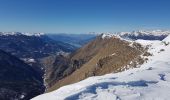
[22,32,44,36]
[119,30,170,37]
[109,53,116,56]
[20,94,25,99]
[32,35,170,100]
[22,58,36,63]
[101,33,114,39]
[163,35,170,42]
[0,32,44,36]
[27,58,36,63]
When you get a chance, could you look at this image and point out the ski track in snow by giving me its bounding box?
[32,35,170,100]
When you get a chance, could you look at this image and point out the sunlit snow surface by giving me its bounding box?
[32,35,170,100]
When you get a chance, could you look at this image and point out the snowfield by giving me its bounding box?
[32,35,170,100]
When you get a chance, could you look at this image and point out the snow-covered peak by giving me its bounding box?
[21,32,44,36]
[0,32,44,37]
[120,30,170,36]
[118,30,170,40]
[101,32,114,39]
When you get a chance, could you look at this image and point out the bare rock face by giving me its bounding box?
[0,50,45,100]
[46,34,148,92]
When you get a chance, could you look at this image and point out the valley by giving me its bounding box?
[0,32,95,100]
[1,1,169,99]
[0,30,170,100]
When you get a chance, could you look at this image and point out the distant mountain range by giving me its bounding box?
[118,30,170,40]
[0,32,76,59]
[0,32,77,74]
[0,32,44,36]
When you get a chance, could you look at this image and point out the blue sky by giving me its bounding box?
[0,0,170,33]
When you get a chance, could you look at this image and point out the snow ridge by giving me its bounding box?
[99,30,170,40]
[119,30,170,37]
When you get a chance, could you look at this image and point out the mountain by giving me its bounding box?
[0,32,77,99]
[0,50,45,100]
[0,32,44,36]
[0,32,76,59]
[119,30,170,40]
[43,33,148,91]
[47,33,96,48]
[32,34,170,100]
[0,32,77,77]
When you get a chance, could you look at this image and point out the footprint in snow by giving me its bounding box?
[146,67,153,70]
[158,74,166,81]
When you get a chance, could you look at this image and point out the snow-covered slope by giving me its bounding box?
[163,34,170,42]
[32,35,170,100]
